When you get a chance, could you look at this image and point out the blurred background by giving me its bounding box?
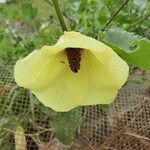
[0,0,150,150]
[0,0,150,65]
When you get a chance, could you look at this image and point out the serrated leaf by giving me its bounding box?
[49,107,82,144]
[102,28,150,70]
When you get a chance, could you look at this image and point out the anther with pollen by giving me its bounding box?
[66,48,81,73]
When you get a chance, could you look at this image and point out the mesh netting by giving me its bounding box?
[0,65,150,150]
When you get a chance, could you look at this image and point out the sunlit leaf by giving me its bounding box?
[104,27,141,50]
[102,28,150,70]
[49,107,82,144]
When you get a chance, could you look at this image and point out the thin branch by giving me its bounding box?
[63,12,77,30]
[46,0,67,31]
[25,128,51,137]
[102,0,130,31]
[45,0,53,6]
[80,132,95,150]
[124,132,150,141]
[126,14,150,30]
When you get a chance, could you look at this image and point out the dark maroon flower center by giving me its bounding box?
[66,48,81,73]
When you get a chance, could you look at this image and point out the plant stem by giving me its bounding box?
[51,0,67,31]
[45,0,53,6]
[102,0,130,31]
[126,14,150,30]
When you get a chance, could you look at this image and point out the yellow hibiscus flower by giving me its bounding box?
[14,31,129,112]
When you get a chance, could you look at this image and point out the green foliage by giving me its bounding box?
[0,116,19,149]
[0,0,149,64]
[104,28,141,50]
[0,28,5,42]
[0,116,19,129]
[0,0,65,64]
[0,0,150,145]
[102,28,150,70]
[44,107,82,144]
[21,3,37,22]
[125,40,150,70]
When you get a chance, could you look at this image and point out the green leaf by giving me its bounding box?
[21,3,37,22]
[0,116,19,150]
[102,28,150,70]
[124,40,150,70]
[49,107,82,144]
[104,28,141,50]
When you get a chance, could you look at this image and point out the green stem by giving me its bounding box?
[51,0,67,31]
[126,14,150,30]
[102,0,130,31]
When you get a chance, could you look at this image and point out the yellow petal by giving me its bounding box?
[14,49,66,90]
[80,51,128,106]
[32,50,128,111]
[14,31,129,112]
[32,51,88,112]
[39,31,111,64]
[56,31,114,64]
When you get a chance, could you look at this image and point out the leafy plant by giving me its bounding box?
[102,27,150,70]
[0,0,150,146]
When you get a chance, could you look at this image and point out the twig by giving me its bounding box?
[0,56,16,61]
[46,0,67,31]
[29,118,52,131]
[126,14,150,30]
[80,132,95,150]
[102,147,117,150]
[102,0,130,31]
[63,13,77,30]
[109,96,148,119]
[45,0,53,6]
[29,91,36,122]
[7,85,18,111]
[124,132,150,141]
[25,128,51,137]
[3,128,14,133]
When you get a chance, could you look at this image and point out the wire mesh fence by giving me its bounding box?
[0,65,150,150]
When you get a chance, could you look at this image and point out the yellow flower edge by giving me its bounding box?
[14,31,129,112]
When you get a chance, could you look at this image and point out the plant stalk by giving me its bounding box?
[102,0,130,31]
[52,0,67,31]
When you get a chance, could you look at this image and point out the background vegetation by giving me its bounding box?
[0,0,150,149]
[0,0,149,65]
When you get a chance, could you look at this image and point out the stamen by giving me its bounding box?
[66,48,81,73]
